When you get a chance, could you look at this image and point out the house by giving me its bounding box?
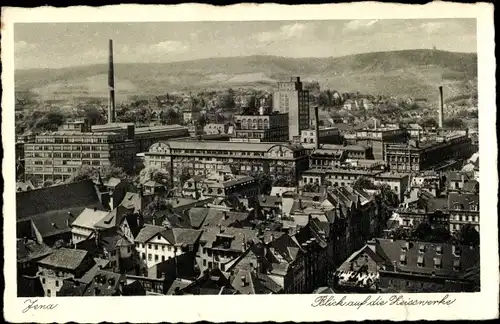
[445,171,475,192]
[143,180,166,195]
[17,238,53,277]
[257,195,283,219]
[183,172,258,200]
[134,225,202,276]
[16,180,106,247]
[103,177,129,209]
[448,192,479,233]
[37,248,96,297]
[356,239,481,293]
[178,268,239,295]
[396,190,449,228]
[71,208,109,244]
[372,172,410,204]
[82,270,126,296]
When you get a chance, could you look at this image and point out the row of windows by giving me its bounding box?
[137,242,175,252]
[35,137,118,144]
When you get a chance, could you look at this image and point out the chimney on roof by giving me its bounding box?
[108,39,116,123]
[68,211,73,217]
[438,86,444,128]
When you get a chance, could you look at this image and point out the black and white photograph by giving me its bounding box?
[2,3,497,323]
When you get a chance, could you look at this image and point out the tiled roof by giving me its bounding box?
[258,195,282,208]
[82,270,125,296]
[200,227,262,252]
[448,192,479,211]
[94,206,133,230]
[376,239,480,278]
[99,227,132,251]
[17,180,103,220]
[29,209,80,238]
[187,208,210,228]
[38,248,89,270]
[201,209,251,228]
[165,279,193,295]
[72,208,109,229]
[17,239,53,263]
[134,224,167,243]
[462,180,479,194]
[156,139,305,153]
[162,228,202,247]
[231,269,279,294]
[57,279,89,297]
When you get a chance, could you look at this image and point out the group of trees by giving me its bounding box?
[353,177,400,207]
[66,165,127,184]
[391,222,479,246]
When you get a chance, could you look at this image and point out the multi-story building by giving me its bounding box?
[182,172,258,199]
[300,168,383,188]
[37,248,96,297]
[300,127,342,146]
[232,113,289,142]
[272,77,310,140]
[368,239,480,293]
[203,123,226,135]
[308,144,374,169]
[71,208,109,244]
[134,225,201,276]
[145,140,309,183]
[355,127,408,160]
[448,192,479,233]
[92,123,190,152]
[24,131,136,182]
[385,132,473,173]
[372,172,411,203]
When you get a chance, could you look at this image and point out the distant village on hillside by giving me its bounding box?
[16,40,480,297]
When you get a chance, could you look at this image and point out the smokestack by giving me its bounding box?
[108,39,116,123]
[438,86,444,128]
[314,106,320,149]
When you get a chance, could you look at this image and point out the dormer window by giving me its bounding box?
[418,244,426,254]
[453,203,462,210]
[417,256,424,267]
[399,254,407,266]
[434,258,441,269]
[453,259,461,271]
[436,246,443,255]
[401,242,410,252]
[469,202,478,211]
[452,245,462,257]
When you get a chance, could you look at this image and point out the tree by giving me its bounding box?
[197,113,209,128]
[143,197,174,224]
[443,117,466,129]
[139,166,170,185]
[353,176,377,190]
[218,91,235,109]
[179,167,193,186]
[67,165,126,183]
[36,111,66,131]
[302,183,320,193]
[162,109,180,125]
[419,117,438,128]
[456,224,480,246]
[85,107,106,125]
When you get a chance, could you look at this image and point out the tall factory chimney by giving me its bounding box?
[438,86,444,128]
[108,39,116,123]
[314,106,320,149]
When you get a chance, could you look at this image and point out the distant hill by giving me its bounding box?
[15,49,477,103]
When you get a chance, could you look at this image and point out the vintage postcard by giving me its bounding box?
[2,2,498,323]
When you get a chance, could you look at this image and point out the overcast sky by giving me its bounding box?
[14,19,476,69]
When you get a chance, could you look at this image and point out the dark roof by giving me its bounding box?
[258,195,282,208]
[17,275,45,297]
[180,268,238,295]
[57,279,89,297]
[165,279,193,295]
[134,224,167,243]
[201,209,251,228]
[462,180,479,194]
[94,205,132,229]
[17,239,53,263]
[376,239,480,279]
[17,179,103,220]
[448,192,479,211]
[231,269,280,294]
[99,227,132,252]
[27,209,79,238]
[82,270,125,296]
[187,208,210,228]
[122,280,147,296]
[38,248,89,270]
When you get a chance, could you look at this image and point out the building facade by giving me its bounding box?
[385,132,473,172]
[145,140,309,183]
[24,131,136,183]
[272,77,310,140]
[233,113,289,142]
[355,128,408,160]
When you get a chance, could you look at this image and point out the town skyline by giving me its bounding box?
[15,18,477,70]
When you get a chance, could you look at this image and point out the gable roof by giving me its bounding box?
[201,209,251,228]
[38,248,90,270]
[17,239,53,263]
[72,208,109,229]
[17,180,103,220]
[95,206,134,230]
[134,224,167,243]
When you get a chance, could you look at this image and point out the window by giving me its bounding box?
[154,244,158,250]
[434,258,442,269]
[148,254,152,261]
[47,289,51,297]
[155,255,159,261]
[162,256,165,262]
[436,246,443,255]
[55,280,59,287]
[418,245,426,253]
[453,259,461,271]
[208,261,213,269]
[142,253,145,260]
[203,259,207,266]
[417,256,424,267]
[148,244,152,249]
[127,247,131,253]
[399,254,407,266]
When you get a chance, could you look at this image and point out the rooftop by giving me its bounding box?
[72,208,109,229]
[38,248,89,270]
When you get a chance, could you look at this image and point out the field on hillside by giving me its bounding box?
[16,50,477,104]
